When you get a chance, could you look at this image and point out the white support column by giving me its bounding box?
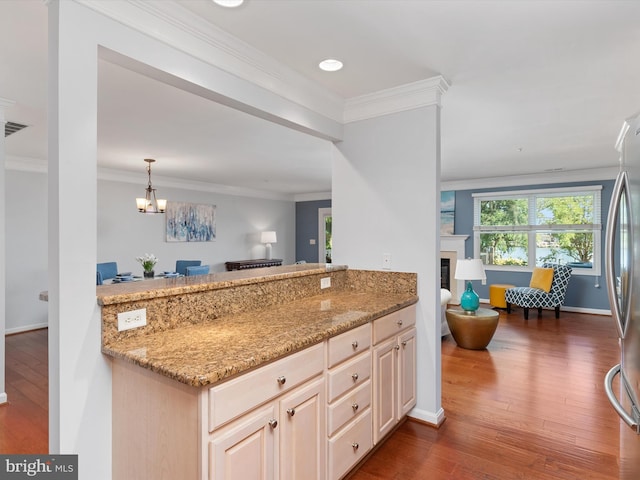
[0,97,15,405]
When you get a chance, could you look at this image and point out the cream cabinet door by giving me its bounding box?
[279,377,326,480]
[210,404,278,480]
[398,327,417,418]
[372,336,397,444]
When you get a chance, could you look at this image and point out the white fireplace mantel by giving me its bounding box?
[440,234,469,302]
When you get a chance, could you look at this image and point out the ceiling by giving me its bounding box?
[3,0,640,197]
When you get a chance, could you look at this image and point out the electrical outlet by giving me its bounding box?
[309,239,316,245]
[382,254,392,270]
[321,277,331,289]
[117,308,147,331]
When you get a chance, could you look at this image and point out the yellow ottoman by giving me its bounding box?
[489,284,516,309]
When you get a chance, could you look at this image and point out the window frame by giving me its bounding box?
[472,186,602,276]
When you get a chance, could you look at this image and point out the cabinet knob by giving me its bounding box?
[277,376,286,385]
[352,340,358,350]
[397,319,403,326]
[401,340,407,348]
[287,408,296,417]
[394,344,400,351]
[268,419,278,429]
[351,372,359,382]
[352,442,359,451]
[351,403,359,412]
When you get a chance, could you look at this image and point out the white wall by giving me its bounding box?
[98,180,294,274]
[5,169,48,333]
[333,105,443,425]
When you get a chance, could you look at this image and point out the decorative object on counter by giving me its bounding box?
[454,258,486,313]
[166,202,216,242]
[136,158,167,214]
[261,231,277,260]
[225,259,283,271]
[136,253,158,278]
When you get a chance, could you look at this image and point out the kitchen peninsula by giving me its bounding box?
[100,264,419,480]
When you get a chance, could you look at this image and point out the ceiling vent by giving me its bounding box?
[5,121,28,137]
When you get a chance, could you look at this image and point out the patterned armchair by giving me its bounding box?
[505,264,572,320]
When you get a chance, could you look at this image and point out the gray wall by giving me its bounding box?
[295,199,331,263]
[5,169,295,333]
[452,179,615,311]
[5,169,49,333]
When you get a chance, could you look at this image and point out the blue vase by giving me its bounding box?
[460,281,479,312]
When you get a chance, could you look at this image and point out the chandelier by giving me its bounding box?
[136,158,167,214]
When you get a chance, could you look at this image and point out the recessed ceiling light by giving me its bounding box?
[319,59,343,72]
[213,0,244,7]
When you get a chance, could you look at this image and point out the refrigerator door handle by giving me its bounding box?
[605,169,631,338]
[604,364,639,432]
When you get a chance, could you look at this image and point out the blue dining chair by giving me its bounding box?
[175,260,201,276]
[97,262,118,285]
[185,265,210,276]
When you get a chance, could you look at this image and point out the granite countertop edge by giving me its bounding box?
[102,293,418,388]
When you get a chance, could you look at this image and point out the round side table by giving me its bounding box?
[445,307,499,350]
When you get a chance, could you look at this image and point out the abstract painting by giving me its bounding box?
[440,191,455,235]
[166,202,216,242]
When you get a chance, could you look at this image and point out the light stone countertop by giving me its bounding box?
[102,290,417,387]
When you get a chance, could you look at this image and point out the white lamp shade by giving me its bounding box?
[454,258,486,281]
[261,231,277,244]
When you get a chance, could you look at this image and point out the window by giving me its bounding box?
[473,186,602,275]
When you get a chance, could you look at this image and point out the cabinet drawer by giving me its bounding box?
[327,408,372,480]
[327,351,371,403]
[372,305,416,345]
[327,323,371,368]
[327,380,371,437]
[209,343,324,431]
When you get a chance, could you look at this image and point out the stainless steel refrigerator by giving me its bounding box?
[605,112,640,480]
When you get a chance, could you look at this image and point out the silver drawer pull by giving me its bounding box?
[401,340,407,348]
[394,344,400,351]
[287,408,295,417]
[397,319,403,326]
[269,419,278,429]
[352,340,358,349]
[352,442,359,451]
[277,376,286,385]
[351,372,359,382]
[351,403,359,412]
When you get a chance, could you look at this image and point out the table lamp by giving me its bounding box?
[454,258,486,314]
[261,231,277,260]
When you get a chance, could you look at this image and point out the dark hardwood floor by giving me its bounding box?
[350,307,621,480]
[0,328,48,453]
[0,309,622,480]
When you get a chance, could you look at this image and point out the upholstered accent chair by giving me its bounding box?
[505,263,572,320]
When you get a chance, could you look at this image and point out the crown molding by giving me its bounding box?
[343,76,450,123]
[79,0,345,123]
[441,166,619,192]
[98,167,295,201]
[6,155,47,173]
[293,192,332,202]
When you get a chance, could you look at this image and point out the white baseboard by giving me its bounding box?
[0,392,7,404]
[479,299,611,317]
[407,406,445,427]
[4,322,48,335]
